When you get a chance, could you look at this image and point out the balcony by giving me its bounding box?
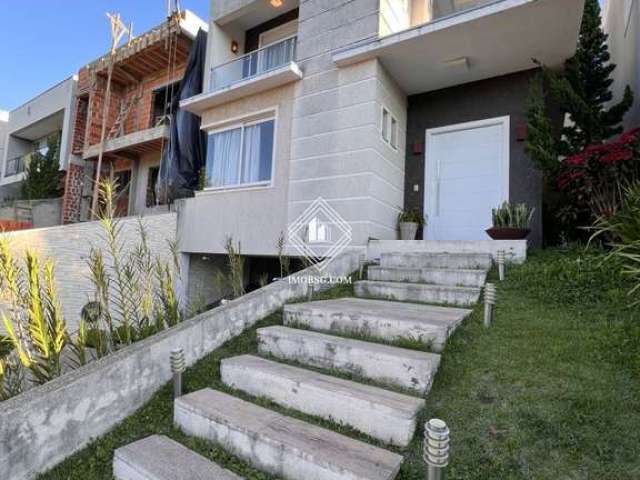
[334,0,584,94]
[211,36,297,91]
[4,153,31,178]
[180,36,303,115]
[380,0,500,37]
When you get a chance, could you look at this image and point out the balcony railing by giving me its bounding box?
[380,0,501,36]
[210,36,297,92]
[4,153,30,177]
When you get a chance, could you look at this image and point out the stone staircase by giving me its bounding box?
[113,250,492,480]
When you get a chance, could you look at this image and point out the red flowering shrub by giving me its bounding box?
[557,128,640,222]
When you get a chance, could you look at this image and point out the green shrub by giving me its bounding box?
[397,208,425,227]
[0,336,11,359]
[591,181,640,304]
[491,201,535,228]
[21,134,63,200]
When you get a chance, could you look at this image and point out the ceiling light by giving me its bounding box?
[443,57,470,71]
[270,0,283,7]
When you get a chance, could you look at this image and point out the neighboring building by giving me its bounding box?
[0,111,8,180]
[0,77,78,205]
[604,0,639,129]
[63,10,207,223]
[179,0,584,260]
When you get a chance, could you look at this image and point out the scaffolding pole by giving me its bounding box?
[90,13,130,218]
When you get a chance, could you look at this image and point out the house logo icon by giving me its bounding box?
[307,216,331,244]
[288,197,352,272]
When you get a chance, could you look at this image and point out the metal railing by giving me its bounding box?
[4,153,30,177]
[210,36,297,92]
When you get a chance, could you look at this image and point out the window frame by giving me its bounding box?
[203,114,277,192]
[381,105,398,151]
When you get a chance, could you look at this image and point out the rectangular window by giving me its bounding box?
[381,106,398,149]
[205,118,275,188]
[382,108,390,142]
[146,166,160,208]
[391,117,398,149]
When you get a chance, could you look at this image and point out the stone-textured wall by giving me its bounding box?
[288,0,406,245]
[0,251,360,480]
[186,254,235,308]
[404,70,544,246]
[1,213,177,332]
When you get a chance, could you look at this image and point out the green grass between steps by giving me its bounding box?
[38,249,640,479]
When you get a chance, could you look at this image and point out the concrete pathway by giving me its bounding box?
[113,251,490,480]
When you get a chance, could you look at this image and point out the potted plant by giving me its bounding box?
[397,208,425,240]
[486,201,534,240]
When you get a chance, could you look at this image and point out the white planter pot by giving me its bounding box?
[399,222,419,240]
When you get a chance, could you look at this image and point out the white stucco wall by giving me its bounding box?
[604,0,640,129]
[178,84,295,255]
[0,76,77,191]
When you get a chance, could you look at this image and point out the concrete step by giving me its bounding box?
[113,434,243,480]
[174,388,403,480]
[221,354,425,447]
[258,326,440,393]
[380,252,492,270]
[354,280,481,307]
[284,297,470,352]
[368,265,487,287]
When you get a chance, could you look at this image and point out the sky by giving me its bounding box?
[0,0,208,111]
[0,0,607,112]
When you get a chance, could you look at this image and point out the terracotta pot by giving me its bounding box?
[399,222,419,240]
[485,227,530,240]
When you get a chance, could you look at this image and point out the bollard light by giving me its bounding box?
[423,418,450,480]
[170,347,186,399]
[484,283,496,328]
[497,250,506,281]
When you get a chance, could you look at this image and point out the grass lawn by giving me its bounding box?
[38,248,640,479]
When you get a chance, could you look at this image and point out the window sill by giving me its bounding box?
[195,181,273,196]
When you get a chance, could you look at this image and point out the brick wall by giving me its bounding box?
[71,96,88,155]
[61,163,86,224]
[80,65,187,149]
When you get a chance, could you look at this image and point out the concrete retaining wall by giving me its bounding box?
[367,239,527,264]
[0,198,63,227]
[0,251,360,480]
[0,213,177,332]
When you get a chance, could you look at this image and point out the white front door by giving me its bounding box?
[424,116,510,240]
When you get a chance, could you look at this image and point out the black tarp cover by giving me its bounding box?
[158,28,207,201]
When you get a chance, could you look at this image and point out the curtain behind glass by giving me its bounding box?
[259,38,294,74]
[240,120,274,184]
[241,124,261,183]
[206,128,241,187]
